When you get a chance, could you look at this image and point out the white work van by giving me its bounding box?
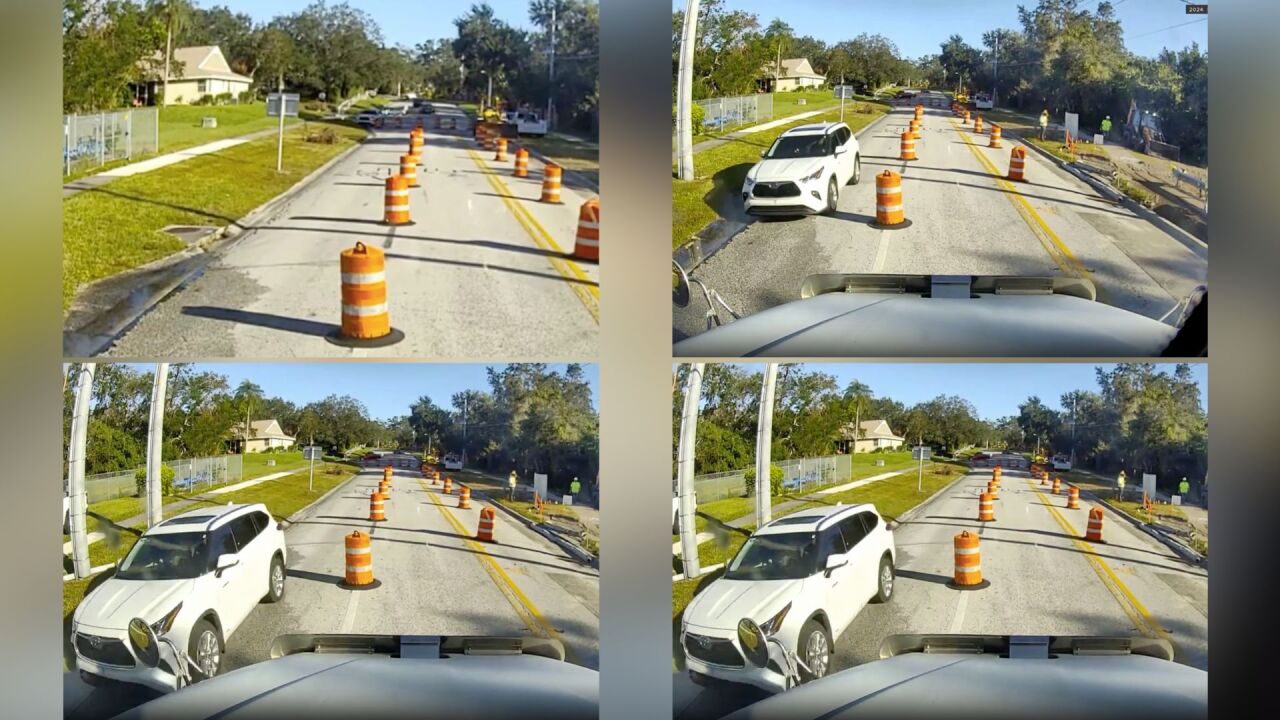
[503,111,549,136]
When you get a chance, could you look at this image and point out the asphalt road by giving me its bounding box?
[673,91,1207,342]
[672,466,1208,719]
[101,108,599,358]
[64,465,599,719]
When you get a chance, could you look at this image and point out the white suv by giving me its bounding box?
[72,503,287,693]
[743,122,862,217]
[681,504,895,693]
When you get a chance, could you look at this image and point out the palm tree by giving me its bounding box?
[156,0,194,107]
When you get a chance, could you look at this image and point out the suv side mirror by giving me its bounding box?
[834,145,848,155]
[216,553,240,574]
[825,553,848,574]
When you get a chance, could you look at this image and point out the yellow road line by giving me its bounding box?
[465,149,600,323]
[418,477,569,652]
[1026,478,1175,648]
[949,120,1092,281]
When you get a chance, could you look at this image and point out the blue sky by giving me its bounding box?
[205,0,536,48]
[673,0,1208,59]
[116,363,598,420]
[721,363,1207,420]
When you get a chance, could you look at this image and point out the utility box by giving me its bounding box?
[201,117,217,128]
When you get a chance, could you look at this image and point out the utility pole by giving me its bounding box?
[992,31,1000,107]
[308,433,315,492]
[546,1,556,130]
[917,435,925,493]
[67,363,95,579]
[275,73,285,173]
[146,364,169,528]
[676,363,705,580]
[754,364,778,527]
[674,0,700,181]
[462,394,469,467]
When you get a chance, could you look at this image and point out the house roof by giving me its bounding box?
[767,58,826,80]
[231,419,295,441]
[146,45,253,83]
[845,419,904,441]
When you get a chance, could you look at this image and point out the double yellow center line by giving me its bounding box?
[1026,477,1174,649]
[950,120,1092,282]
[417,476,571,659]
[466,149,600,324]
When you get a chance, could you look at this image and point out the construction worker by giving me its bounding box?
[1100,115,1113,137]
[1116,470,1127,500]
[570,477,581,497]
[1178,477,1190,498]
[508,471,518,501]
[1039,109,1050,140]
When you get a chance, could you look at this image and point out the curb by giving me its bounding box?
[1009,130,1207,259]
[62,134,368,356]
[522,144,599,195]
[1077,489,1206,568]
[280,468,362,527]
[471,487,598,568]
[887,468,972,530]
[675,107,896,271]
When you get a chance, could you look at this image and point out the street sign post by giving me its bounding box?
[912,445,931,492]
[267,90,299,173]
[834,85,854,121]
[304,445,322,491]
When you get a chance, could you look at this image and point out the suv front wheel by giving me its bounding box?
[798,618,832,683]
[824,177,839,214]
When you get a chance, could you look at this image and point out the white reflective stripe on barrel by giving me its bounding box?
[877,187,900,195]
[346,546,372,555]
[341,271,386,284]
[384,189,409,197]
[575,237,600,247]
[877,204,904,213]
[956,564,981,573]
[346,565,371,573]
[577,221,599,230]
[954,546,980,555]
[343,303,389,316]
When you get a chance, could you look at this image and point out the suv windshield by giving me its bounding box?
[116,532,211,581]
[724,532,816,581]
[766,134,831,159]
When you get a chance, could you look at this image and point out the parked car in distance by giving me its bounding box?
[354,109,383,126]
[1051,455,1073,471]
[681,504,896,693]
[743,122,862,217]
[974,93,994,110]
[443,454,463,471]
[71,503,288,693]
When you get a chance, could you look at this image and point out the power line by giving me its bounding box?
[1127,17,1206,40]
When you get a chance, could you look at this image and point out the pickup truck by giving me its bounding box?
[974,93,994,110]
[502,111,549,136]
[1051,455,1073,471]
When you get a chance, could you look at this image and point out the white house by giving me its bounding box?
[140,45,253,106]
[762,58,827,92]
[841,419,906,454]
[230,419,296,454]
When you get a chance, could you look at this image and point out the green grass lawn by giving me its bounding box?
[672,101,889,248]
[243,451,311,480]
[672,460,966,623]
[493,497,580,525]
[517,132,599,181]
[63,120,368,310]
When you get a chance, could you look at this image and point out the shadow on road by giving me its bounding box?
[383,251,599,287]
[895,568,954,587]
[181,306,338,338]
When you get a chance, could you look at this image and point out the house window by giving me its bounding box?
[197,80,208,93]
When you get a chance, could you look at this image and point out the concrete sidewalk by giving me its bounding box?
[725,466,919,529]
[677,109,827,160]
[63,126,281,198]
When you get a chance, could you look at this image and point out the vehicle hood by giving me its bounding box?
[675,292,1177,358]
[751,157,826,183]
[75,576,193,631]
[684,577,805,632]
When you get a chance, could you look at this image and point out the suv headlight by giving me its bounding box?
[800,167,824,184]
[743,175,756,190]
[151,602,183,635]
[759,602,792,636]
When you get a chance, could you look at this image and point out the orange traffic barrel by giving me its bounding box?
[978,491,995,522]
[495,137,508,162]
[871,170,911,229]
[914,104,923,119]
[443,476,453,495]
[574,198,600,262]
[514,147,529,178]
[1085,507,1105,542]
[987,479,999,500]
[1009,146,1027,181]
[900,132,917,161]
[331,242,403,348]
[475,122,487,145]
[485,129,497,151]
[908,118,920,139]
[989,124,1002,148]
[1067,486,1080,509]
[458,485,472,509]
[541,163,563,204]
[963,110,971,124]
[369,491,386,522]
[382,175,411,226]
[947,531,990,590]
[993,465,1002,482]
[410,133,424,158]
[476,506,497,542]
[1040,469,1048,485]
[383,466,392,481]
[400,154,418,188]
[974,116,984,134]
[1052,476,1062,495]
[339,531,380,590]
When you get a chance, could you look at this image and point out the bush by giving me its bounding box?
[672,103,705,136]
[743,465,785,496]
[238,90,255,104]
[135,464,175,498]
[305,127,340,144]
[215,92,233,105]
[192,95,215,106]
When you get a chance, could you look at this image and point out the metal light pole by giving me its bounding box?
[67,363,95,578]
[146,363,169,528]
[275,74,285,173]
[917,435,925,493]
[546,1,556,130]
[674,0,700,181]
[676,363,705,579]
[308,433,315,492]
[754,364,778,527]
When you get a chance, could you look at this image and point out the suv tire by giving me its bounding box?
[824,177,839,214]
[798,618,832,683]
[872,555,895,603]
[849,154,862,185]
[188,618,224,682]
[264,554,286,603]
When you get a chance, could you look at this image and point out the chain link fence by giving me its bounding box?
[684,453,855,503]
[63,107,159,177]
[79,455,244,504]
[697,93,773,135]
